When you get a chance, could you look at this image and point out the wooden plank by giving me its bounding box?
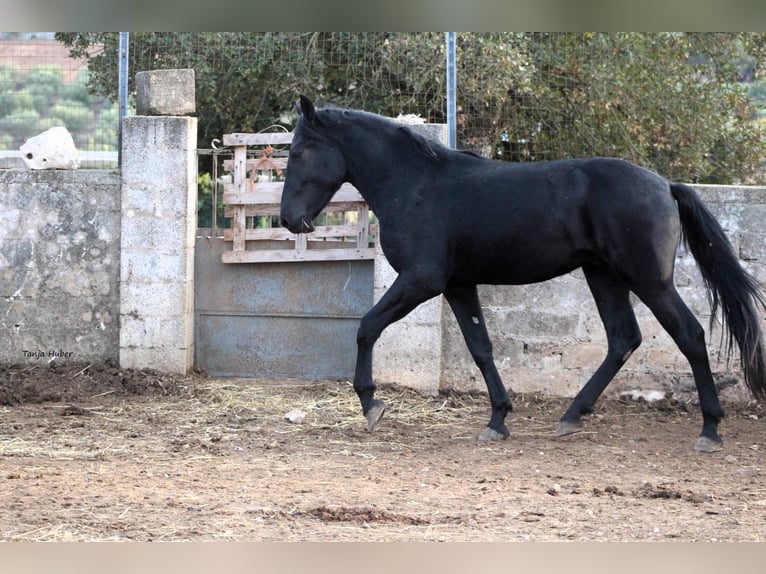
[223,182,364,206]
[224,227,292,242]
[223,203,279,217]
[223,132,294,146]
[223,182,284,204]
[222,247,376,264]
[356,204,369,248]
[223,157,289,172]
[224,205,281,218]
[231,206,247,251]
[224,202,367,218]
[232,145,247,195]
[223,224,369,242]
[230,145,248,251]
[221,213,378,233]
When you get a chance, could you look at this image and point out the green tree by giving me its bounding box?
[23,64,64,115]
[49,99,94,133]
[0,65,17,117]
[0,108,41,143]
[495,33,766,183]
[56,32,766,184]
[61,70,93,104]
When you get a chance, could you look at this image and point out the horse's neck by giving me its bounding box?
[338,122,419,206]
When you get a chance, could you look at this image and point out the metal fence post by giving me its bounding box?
[446,32,457,149]
[118,32,130,167]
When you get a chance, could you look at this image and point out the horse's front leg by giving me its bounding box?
[354,273,442,431]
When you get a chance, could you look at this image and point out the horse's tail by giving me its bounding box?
[670,182,766,401]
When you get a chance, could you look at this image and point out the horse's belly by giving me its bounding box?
[452,241,592,285]
[475,262,583,285]
[480,260,583,285]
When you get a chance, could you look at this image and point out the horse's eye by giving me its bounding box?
[290,150,302,160]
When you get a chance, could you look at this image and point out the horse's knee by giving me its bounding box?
[356,317,379,348]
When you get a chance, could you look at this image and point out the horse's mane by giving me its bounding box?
[313,106,480,163]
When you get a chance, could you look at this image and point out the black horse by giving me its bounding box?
[280,95,766,452]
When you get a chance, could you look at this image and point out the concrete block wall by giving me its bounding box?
[373,236,445,394]
[119,115,198,373]
[135,69,196,116]
[0,169,121,363]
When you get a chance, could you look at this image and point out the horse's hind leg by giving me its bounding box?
[444,284,513,441]
[636,284,725,452]
[559,265,642,436]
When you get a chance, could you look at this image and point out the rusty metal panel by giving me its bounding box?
[194,235,373,379]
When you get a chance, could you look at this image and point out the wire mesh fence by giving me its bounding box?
[0,32,119,168]
[2,32,765,184]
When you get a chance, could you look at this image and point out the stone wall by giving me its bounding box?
[0,69,198,374]
[437,185,766,402]
[118,115,198,373]
[0,169,121,363]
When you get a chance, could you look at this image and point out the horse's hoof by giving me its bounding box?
[694,435,723,453]
[478,427,508,442]
[557,420,583,437]
[364,401,386,432]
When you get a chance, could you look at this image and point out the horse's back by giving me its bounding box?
[440,155,673,241]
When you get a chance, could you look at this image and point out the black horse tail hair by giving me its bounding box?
[670,182,766,401]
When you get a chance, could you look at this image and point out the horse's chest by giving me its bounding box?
[378,224,447,274]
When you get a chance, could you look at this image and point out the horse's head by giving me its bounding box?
[280,95,347,234]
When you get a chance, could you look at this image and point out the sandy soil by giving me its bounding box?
[1,361,764,541]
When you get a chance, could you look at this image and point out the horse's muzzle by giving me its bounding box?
[280,216,315,234]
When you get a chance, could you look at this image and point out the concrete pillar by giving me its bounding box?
[372,122,448,395]
[119,70,197,374]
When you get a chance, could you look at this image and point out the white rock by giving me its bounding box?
[395,113,426,124]
[620,389,666,403]
[20,126,80,170]
[284,409,307,424]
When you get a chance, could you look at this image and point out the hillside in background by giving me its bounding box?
[0,39,118,160]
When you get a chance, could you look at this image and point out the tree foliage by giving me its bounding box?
[495,33,766,183]
[0,61,113,149]
[56,32,766,183]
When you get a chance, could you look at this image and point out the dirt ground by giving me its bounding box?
[1,361,764,542]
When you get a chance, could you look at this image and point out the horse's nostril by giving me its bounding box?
[279,217,289,229]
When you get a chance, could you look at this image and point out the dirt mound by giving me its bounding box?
[0,360,199,406]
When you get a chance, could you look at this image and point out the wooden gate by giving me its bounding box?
[220,131,376,263]
[193,131,375,379]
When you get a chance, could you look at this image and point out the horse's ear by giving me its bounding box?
[299,95,316,123]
